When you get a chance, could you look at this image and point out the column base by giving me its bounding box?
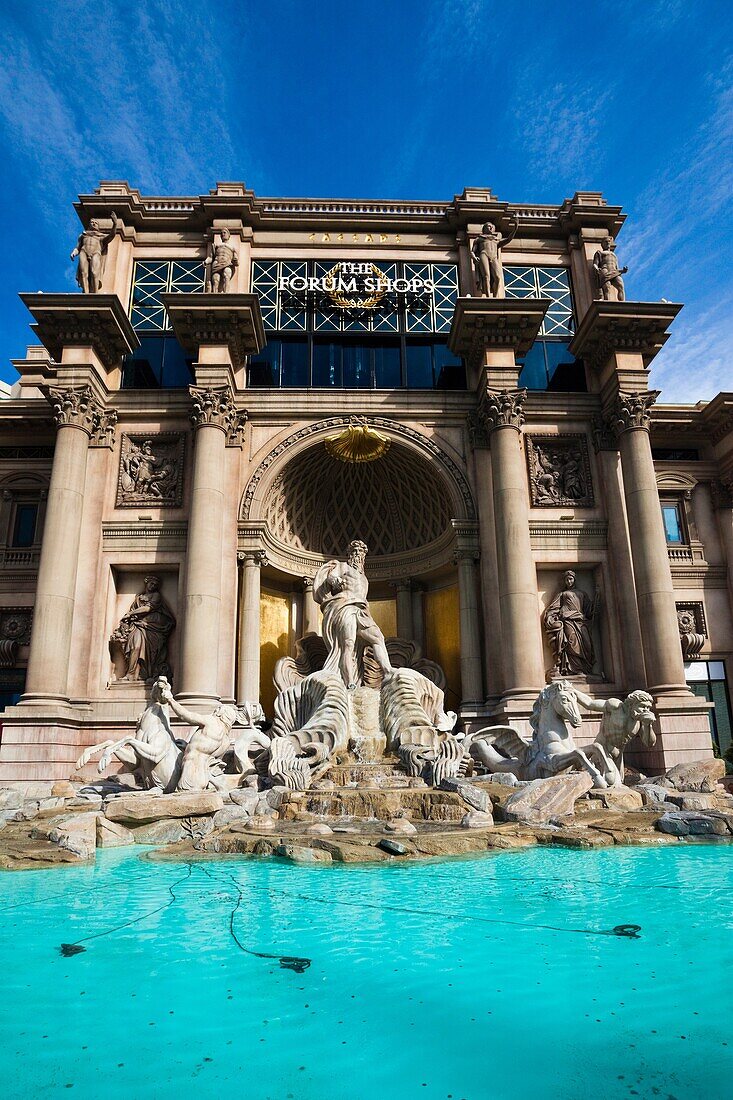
[175,692,222,711]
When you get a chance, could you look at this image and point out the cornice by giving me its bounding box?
[569,301,682,369]
[448,298,549,363]
[20,293,139,369]
[163,293,266,366]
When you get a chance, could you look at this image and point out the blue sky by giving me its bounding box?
[0,0,731,399]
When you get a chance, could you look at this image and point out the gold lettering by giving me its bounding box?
[337,232,344,242]
[365,233,373,243]
[396,234,402,244]
[352,233,359,242]
[322,232,331,243]
[380,233,388,243]
[308,233,315,242]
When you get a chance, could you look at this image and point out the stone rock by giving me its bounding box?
[307,823,334,835]
[228,788,261,811]
[461,810,494,829]
[132,816,215,845]
[637,783,681,808]
[48,813,97,860]
[680,793,717,811]
[8,804,40,822]
[0,789,24,812]
[264,787,289,810]
[276,843,332,864]
[664,758,725,793]
[438,777,492,813]
[407,778,427,789]
[385,818,418,835]
[474,772,519,787]
[96,817,135,848]
[51,781,77,799]
[249,815,277,830]
[105,791,224,823]
[377,838,408,856]
[311,779,336,790]
[485,831,537,849]
[656,811,723,837]
[503,772,593,826]
[589,786,643,812]
[212,805,253,828]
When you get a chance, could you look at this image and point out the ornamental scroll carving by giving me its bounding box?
[477,388,527,433]
[0,607,33,668]
[116,433,185,508]
[47,385,104,435]
[190,386,248,445]
[608,390,660,437]
[526,434,594,508]
[676,602,706,661]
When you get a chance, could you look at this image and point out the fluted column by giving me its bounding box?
[237,550,265,704]
[25,386,102,700]
[393,581,414,642]
[302,577,320,636]
[411,584,425,650]
[454,528,483,706]
[610,392,688,694]
[179,386,239,704]
[482,390,545,697]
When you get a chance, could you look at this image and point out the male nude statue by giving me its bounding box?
[70,212,119,293]
[471,218,518,298]
[313,539,392,689]
[593,235,628,302]
[159,686,246,791]
[204,227,239,293]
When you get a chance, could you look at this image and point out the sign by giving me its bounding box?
[277,261,433,311]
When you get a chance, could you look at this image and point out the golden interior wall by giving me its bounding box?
[424,583,461,710]
[259,588,291,716]
[369,597,397,640]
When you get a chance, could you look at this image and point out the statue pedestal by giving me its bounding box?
[347,686,386,762]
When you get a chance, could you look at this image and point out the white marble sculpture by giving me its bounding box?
[269,669,350,789]
[160,687,258,792]
[381,666,461,784]
[577,689,656,787]
[466,680,609,788]
[76,676,183,791]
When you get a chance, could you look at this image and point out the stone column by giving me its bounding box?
[453,528,483,707]
[711,480,733,607]
[393,581,414,642]
[411,584,426,650]
[302,577,320,636]
[178,387,237,705]
[237,550,265,704]
[24,386,102,701]
[592,418,647,688]
[481,391,545,698]
[610,391,688,695]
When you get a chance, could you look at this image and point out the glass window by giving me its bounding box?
[518,342,549,390]
[312,342,342,387]
[686,661,732,759]
[280,340,309,387]
[505,266,575,336]
[129,260,206,332]
[662,502,684,544]
[343,345,371,388]
[373,344,401,388]
[405,343,433,388]
[122,336,194,389]
[433,343,465,390]
[0,670,25,711]
[12,504,38,547]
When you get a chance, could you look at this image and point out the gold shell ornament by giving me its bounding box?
[324,418,391,463]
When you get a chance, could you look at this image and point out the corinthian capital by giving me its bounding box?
[609,390,660,437]
[47,385,104,436]
[478,387,527,434]
[190,385,248,444]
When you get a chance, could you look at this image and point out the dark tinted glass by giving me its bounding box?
[373,344,401,388]
[433,342,465,389]
[12,504,37,547]
[160,338,194,388]
[405,343,433,388]
[343,345,371,388]
[122,336,193,388]
[281,340,309,387]
[313,342,342,387]
[249,340,280,386]
[518,342,548,389]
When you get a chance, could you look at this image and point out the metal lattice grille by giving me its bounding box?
[504,266,574,336]
[130,260,206,331]
[251,260,459,335]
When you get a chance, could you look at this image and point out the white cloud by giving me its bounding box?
[650,293,733,403]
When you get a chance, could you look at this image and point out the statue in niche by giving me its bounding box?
[471,218,517,298]
[312,539,393,689]
[117,434,183,507]
[111,575,176,682]
[204,227,239,293]
[70,212,119,293]
[543,570,599,677]
[593,234,628,302]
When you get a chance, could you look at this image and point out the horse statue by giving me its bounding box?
[75,676,184,792]
[465,680,608,788]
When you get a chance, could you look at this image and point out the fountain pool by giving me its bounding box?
[1,845,731,1100]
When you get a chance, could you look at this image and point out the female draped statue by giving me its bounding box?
[543,570,597,677]
[111,575,176,682]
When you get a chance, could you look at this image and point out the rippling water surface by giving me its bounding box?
[1,845,731,1100]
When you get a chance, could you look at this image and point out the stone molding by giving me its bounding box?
[477,388,527,434]
[608,390,660,438]
[529,520,608,551]
[189,385,248,445]
[0,607,33,668]
[46,385,107,437]
[20,293,139,370]
[89,408,118,449]
[237,549,268,567]
[676,601,707,661]
[525,433,594,508]
[240,416,476,523]
[568,301,682,370]
[163,293,266,369]
[116,432,185,507]
[448,298,548,364]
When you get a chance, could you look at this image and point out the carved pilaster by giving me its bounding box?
[89,407,118,449]
[591,413,617,453]
[190,385,248,445]
[478,388,527,434]
[46,385,104,436]
[466,409,490,449]
[608,390,660,439]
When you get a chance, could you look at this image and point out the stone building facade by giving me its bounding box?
[0,180,731,790]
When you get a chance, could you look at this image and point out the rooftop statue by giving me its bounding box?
[70,211,119,293]
[313,539,392,689]
[471,217,517,298]
[204,226,239,293]
[593,234,628,302]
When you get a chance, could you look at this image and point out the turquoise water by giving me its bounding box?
[1,846,731,1100]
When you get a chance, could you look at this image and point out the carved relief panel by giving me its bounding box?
[526,434,594,508]
[116,433,185,508]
